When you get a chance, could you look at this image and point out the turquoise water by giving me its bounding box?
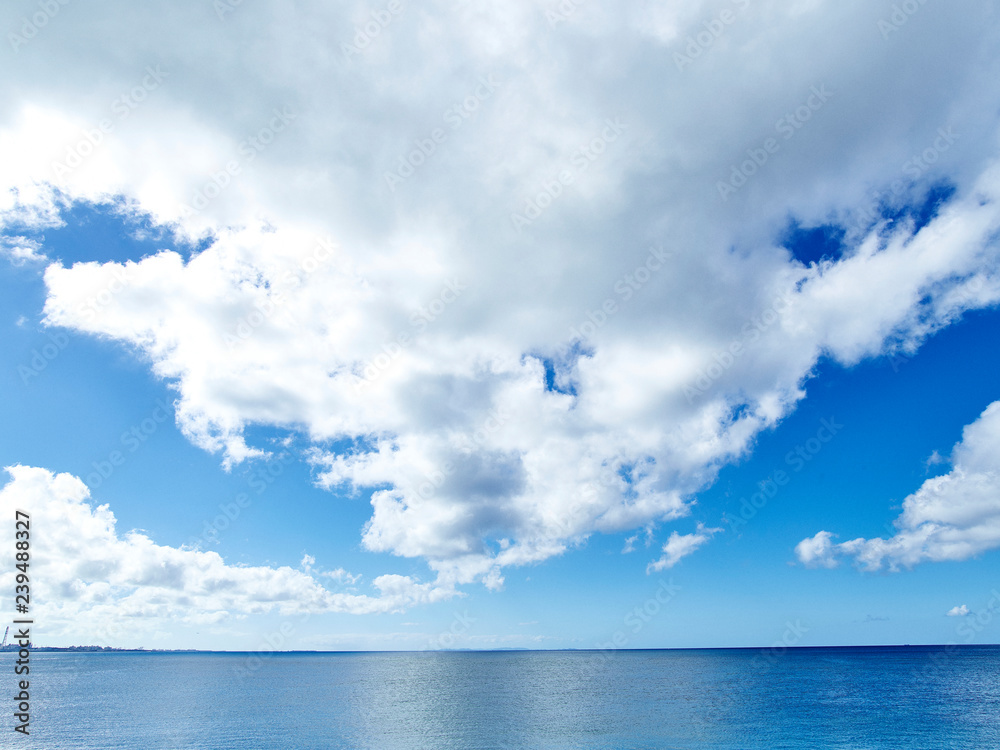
[3,646,999,749]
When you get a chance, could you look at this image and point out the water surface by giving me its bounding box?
[4,646,999,749]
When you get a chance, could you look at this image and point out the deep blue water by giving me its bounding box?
[2,646,999,749]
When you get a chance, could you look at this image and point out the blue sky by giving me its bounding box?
[1,0,1000,651]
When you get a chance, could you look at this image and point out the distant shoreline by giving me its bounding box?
[3,643,999,654]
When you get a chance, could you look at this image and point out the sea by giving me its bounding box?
[2,646,998,749]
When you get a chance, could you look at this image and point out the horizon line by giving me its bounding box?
[9,643,1000,654]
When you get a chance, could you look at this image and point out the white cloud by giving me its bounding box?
[321,568,364,587]
[1,1,1000,595]
[797,401,1000,571]
[947,604,970,617]
[794,530,840,569]
[0,235,46,264]
[301,554,364,588]
[926,450,945,470]
[647,523,722,572]
[0,465,457,642]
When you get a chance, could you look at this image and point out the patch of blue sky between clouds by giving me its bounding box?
[3,198,211,267]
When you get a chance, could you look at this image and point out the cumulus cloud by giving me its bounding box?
[0,466,456,642]
[647,523,722,572]
[797,401,1000,571]
[1,0,1000,595]
[794,530,840,569]
[947,605,970,617]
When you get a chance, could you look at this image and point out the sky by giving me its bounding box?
[1,0,1000,652]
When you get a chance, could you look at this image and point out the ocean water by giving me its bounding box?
[3,646,999,749]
